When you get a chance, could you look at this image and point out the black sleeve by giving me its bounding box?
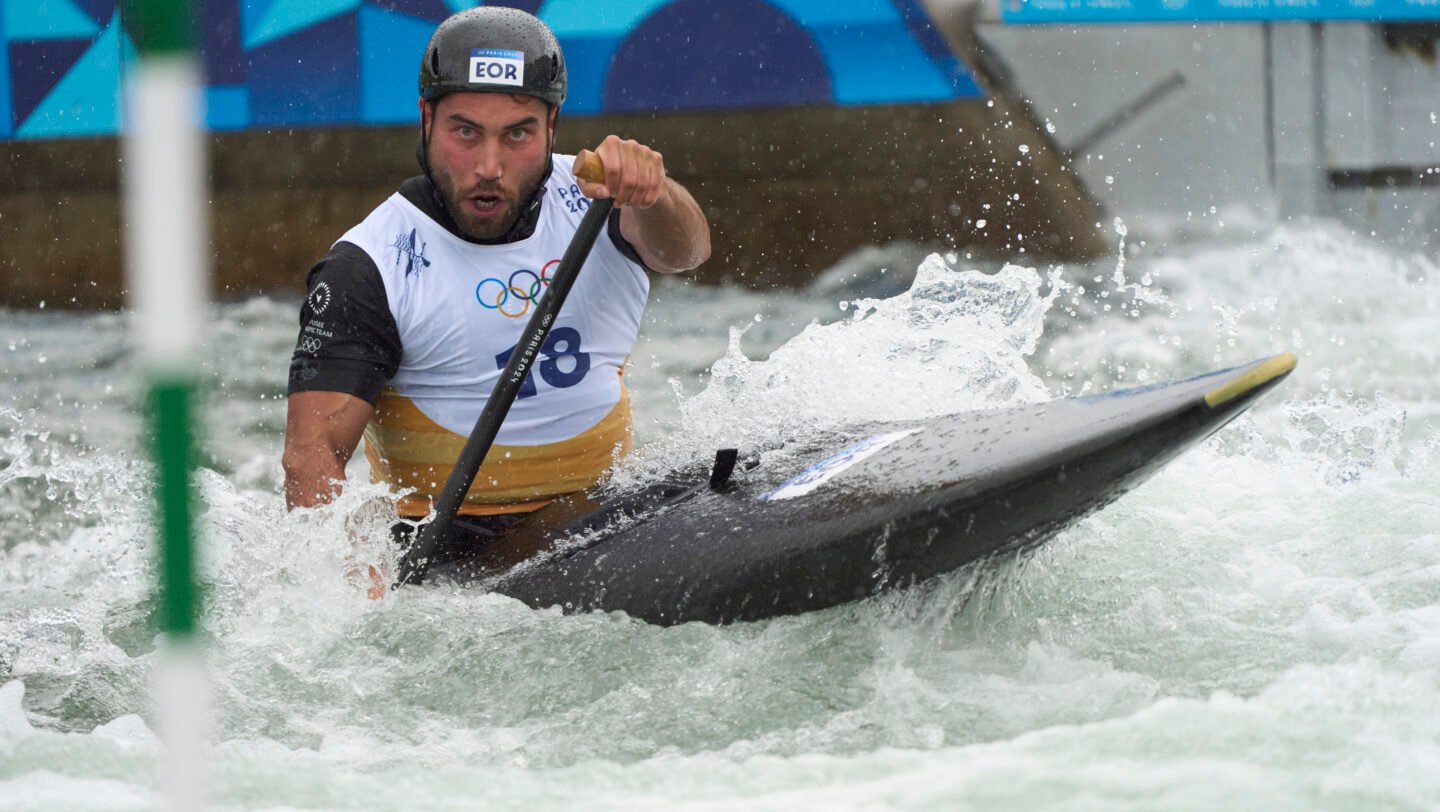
[287,241,402,404]
[607,208,654,272]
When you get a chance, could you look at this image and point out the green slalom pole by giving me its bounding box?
[149,378,197,636]
[126,0,200,645]
[122,0,210,807]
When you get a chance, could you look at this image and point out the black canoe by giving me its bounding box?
[422,354,1296,625]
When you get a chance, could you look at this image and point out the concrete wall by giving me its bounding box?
[975,21,1278,235]
[969,7,1440,250]
[1,98,1107,309]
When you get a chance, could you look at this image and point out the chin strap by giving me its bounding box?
[415,99,556,245]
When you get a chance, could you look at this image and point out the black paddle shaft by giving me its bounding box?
[397,196,616,585]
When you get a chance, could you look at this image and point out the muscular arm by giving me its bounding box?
[282,390,375,509]
[575,136,711,274]
[283,390,389,599]
[619,178,710,274]
[283,241,399,511]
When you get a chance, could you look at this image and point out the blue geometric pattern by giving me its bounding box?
[358,4,436,123]
[0,5,8,138]
[1003,0,1440,22]
[247,11,360,125]
[603,0,834,113]
[11,8,131,138]
[243,0,359,49]
[4,0,101,41]
[10,39,92,126]
[2,0,984,141]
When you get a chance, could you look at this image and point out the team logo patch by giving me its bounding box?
[470,48,525,87]
[389,228,431,277]
[308,282,332,315]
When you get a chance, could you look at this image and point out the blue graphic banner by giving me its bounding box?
[1003,0,1440,23]
[2,0,984,141]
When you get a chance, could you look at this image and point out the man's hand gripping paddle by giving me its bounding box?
[395,151,612,586]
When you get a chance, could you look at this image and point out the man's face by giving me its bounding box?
[422,93,554,240]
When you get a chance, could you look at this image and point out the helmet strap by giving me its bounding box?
[416,98,441,207]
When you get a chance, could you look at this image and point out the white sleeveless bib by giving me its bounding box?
[339,156,650,515]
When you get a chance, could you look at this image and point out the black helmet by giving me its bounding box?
[418,7,566,109]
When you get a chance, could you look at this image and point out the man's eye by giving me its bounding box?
[457,126,475,139]
[507,129,530,142]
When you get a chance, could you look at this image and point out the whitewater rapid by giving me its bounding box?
[1,224,1437,810]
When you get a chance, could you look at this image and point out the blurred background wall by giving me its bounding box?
[955,0,1440,248]
[3,0,1436,310]
[0,0,1103,309]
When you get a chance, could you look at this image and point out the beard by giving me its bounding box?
[429,151,549,241]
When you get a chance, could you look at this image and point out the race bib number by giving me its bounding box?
[495,326,591,399]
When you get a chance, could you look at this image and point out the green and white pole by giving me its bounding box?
[121,0,210,808]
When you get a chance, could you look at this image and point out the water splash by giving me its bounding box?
[1281,392,1408,485]
[2,225,1439,810]
[618,257,1064,484]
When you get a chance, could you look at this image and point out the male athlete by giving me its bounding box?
[282,8,710,594]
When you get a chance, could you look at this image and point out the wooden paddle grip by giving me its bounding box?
[574,150,606,186]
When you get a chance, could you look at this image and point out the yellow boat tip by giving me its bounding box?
[1204,353,1297,409]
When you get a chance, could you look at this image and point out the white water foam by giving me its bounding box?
[2,224,1438,810]
[614,257,1064,488]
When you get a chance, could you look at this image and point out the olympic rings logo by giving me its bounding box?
[476,260,561,318]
